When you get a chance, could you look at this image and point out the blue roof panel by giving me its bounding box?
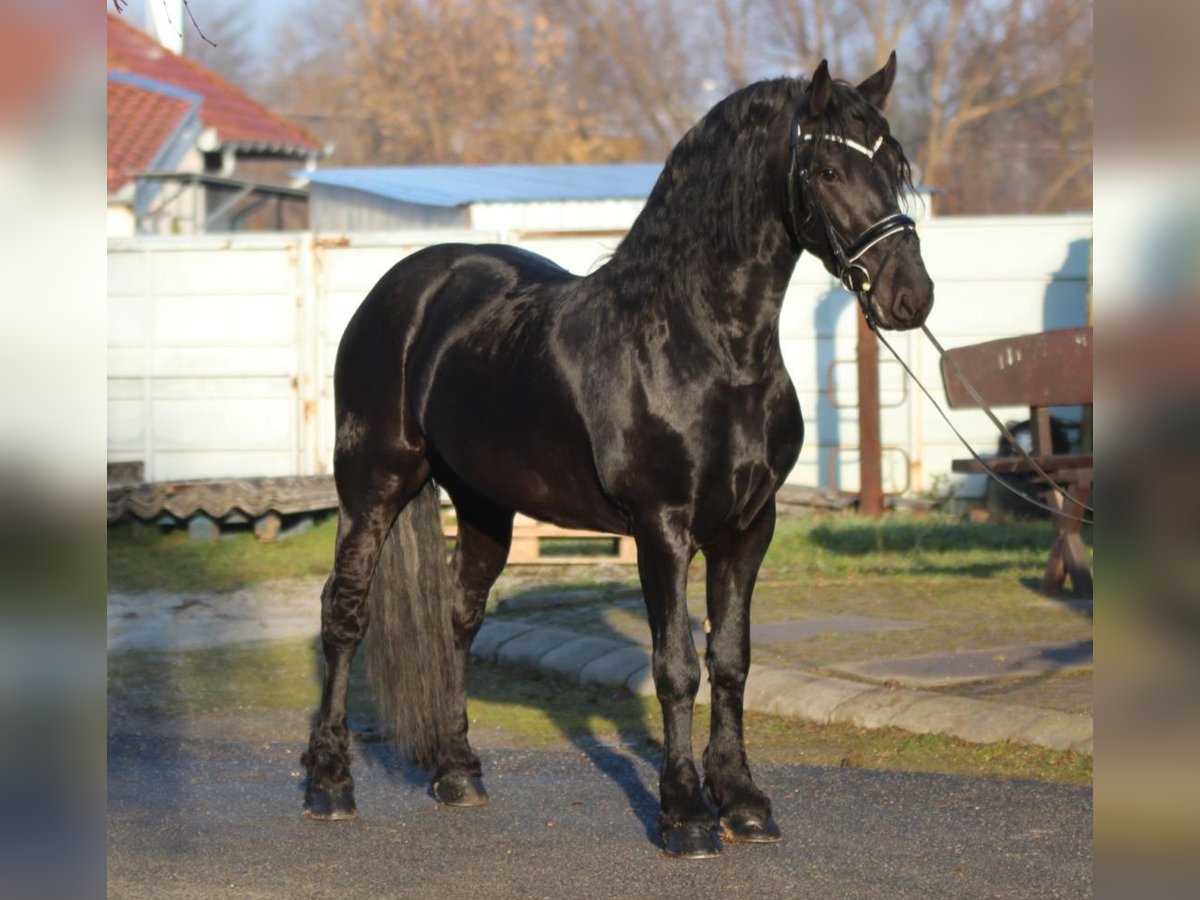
[302,164,663,207]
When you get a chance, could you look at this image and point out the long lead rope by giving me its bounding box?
[871,325,1095,525]
[919,325,1094,514]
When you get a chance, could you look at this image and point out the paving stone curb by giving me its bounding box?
[471,620,1093,755]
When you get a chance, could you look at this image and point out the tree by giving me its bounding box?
[243,0,1091,213]
[541,0,706,156]
[912,0,1092,212]
[182,0,261,91]
[345,0,605,164]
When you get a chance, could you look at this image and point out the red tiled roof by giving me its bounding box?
[107,77,195,195]
[107,13,322,155]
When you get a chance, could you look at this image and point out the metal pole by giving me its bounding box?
[856,311,884,518]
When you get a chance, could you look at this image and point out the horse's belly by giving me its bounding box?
[420,371,628,534]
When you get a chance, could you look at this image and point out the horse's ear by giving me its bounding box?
[857,51,897,110]
[808,59,833,116]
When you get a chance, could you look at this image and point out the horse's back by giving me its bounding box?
[335,243,572,406]
[340,242,570,347]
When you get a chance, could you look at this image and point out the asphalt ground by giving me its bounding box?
[107,721,1092,898]
[107,579,1094,896]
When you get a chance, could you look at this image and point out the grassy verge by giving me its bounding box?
[107,511,1092,782]
[107,512,1087,595]
[107,516,338,594]
[107,636,1090,785]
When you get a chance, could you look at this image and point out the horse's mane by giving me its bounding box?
[610,76,915,274]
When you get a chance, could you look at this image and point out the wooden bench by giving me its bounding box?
[442,511,637,565]
[940,326,1093,598]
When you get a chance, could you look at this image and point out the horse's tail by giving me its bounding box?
[363,480,456,769]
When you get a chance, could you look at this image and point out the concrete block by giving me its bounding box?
[745,668,873,724]
[579,645,652,687]
[494,626,584,670]
[187,514,220,541]
[539,636,628,682]
[829,687,926,729]
[471,621,536,663]
[625,665,656,698]
[1012,711,1092,752]
[945,699,1044,745]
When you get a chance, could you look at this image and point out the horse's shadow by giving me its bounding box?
[544,708,663,843]
[466,579,673,842]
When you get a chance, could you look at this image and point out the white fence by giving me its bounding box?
[108,216,1092,497]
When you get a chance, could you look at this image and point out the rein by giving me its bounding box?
[784,110,1092,524]
[875,325,1094,525]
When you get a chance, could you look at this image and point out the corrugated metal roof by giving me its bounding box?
[303,164,663,208]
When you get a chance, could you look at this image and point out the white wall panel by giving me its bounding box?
[109,216,1091,496]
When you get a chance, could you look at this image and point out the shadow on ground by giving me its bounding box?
[338,580,671,844]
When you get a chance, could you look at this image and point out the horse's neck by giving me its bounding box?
[599,195,798,375]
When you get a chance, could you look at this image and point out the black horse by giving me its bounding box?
[302,55,934,858]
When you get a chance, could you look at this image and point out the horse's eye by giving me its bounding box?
[819,167,838,183]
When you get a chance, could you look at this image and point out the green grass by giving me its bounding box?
[106,636,1090,785]
[762,514,1077,581]
[107,511,1087,595]
[107,511,1093,781]
[107,516,337,594]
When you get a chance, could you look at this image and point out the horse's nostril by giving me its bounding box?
[895,290,914,321]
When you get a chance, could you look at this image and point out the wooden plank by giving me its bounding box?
[950,454,1093,475]
[444,517,636,566]
[941,327,1092,409]
[107,461,144,484]
[939,328,1094,599]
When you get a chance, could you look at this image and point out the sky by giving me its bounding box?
[114,0,295,54]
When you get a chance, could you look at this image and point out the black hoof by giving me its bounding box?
[719,811,783,844]
[432,772,489,807]
[304,782,357,821]
[662,823,722,859]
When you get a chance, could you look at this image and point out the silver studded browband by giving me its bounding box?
[799,132,885,160]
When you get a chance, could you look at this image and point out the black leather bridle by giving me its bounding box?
[785,109,917,330]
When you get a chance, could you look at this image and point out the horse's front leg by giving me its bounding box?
[635,518,718,858]
[702,498,782,843]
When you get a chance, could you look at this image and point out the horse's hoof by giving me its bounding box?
[719,811,782,843]
[432,773,489,807]
[303,783,357,821]
[662,823,722,859]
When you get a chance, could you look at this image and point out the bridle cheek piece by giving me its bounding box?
[785,114,917,329]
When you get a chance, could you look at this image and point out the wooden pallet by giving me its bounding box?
[442,513,637,565]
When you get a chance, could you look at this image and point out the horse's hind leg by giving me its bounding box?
[303,456,429,820]
[432,488,513,806]
[701,498,782,843]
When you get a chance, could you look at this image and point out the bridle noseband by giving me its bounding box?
[785,110,917,330]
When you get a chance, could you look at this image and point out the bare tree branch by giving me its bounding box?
[240,0,1090,213]
[183,0,218,48]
